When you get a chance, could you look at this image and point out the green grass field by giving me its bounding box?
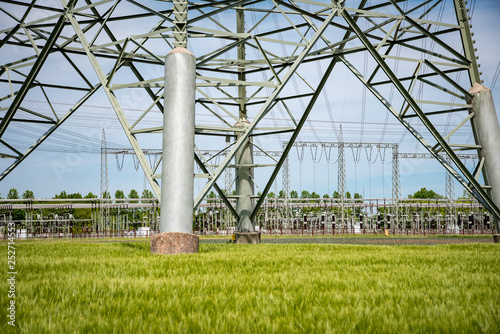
[1,240,499,333]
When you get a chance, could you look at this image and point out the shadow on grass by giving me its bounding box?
[118,241,150,252]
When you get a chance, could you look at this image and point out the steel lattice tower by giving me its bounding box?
[446,157,456,202]
[338,126,346,227]
[1,0,499,232]
[391,144,400,227]
[100,129,109,230]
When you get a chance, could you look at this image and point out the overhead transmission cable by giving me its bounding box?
[491,61,500,92]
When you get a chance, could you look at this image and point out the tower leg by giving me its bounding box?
[151,47,198,254]
[235,120,256,233]
[233,120,260,243]
[469,83,500,235]
[232,7,259,244]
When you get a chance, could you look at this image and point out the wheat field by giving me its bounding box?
[1,239,499,333]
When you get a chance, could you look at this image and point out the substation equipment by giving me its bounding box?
[0,198,160,239]
[0,196,495,239]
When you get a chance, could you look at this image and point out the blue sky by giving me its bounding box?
[0,0,499,200]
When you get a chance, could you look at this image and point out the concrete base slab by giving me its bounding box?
[234,232,261,244]
[151,232,199,254]
[493,234,500,244]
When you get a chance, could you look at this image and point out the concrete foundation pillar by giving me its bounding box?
[151,232,199,254]
[233,232,261,244]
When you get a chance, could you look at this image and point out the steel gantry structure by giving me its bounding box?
[1,0,499,232]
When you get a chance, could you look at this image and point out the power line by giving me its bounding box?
[491,61,500,92]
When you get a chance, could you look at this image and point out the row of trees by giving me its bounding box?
[406,187,473,200]
[1,188,156,222]
[1,188,155,200]
[1,188,36,200]
[2,187,458,202]
[204,187,451,216]
[111,189,154,200]
[207,188,451,200]
[207,189,363,200]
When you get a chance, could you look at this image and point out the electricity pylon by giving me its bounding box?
[1,0,499,232]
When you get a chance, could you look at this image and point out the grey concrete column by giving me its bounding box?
[469,83,500,232]
[235,119,254,232]
[160,47,196,234]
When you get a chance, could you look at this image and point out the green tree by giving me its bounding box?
[126,189,140,222]
[459,189,473,199]
[22,190,34,199]
[102,191,110,199]
[267,192,275,198]
[290,190,298,198]
[310,192,320,199]
[68,193,82,199]
[332,191,340,199]
[300,190,310,198]
[206,190,217,204]
[408,187,443,199]
[84,192,97,199]
[141,189,154,199]
[353,193,363,214]
[7,188,23,221]
[278,190,286,199]
[53,191,68,199]
[129,189,139,199]
[115,190,125,199]
[345,191,352,199]
[323,194,330,198]
[83,192,98,210]
[7,188,19,199]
